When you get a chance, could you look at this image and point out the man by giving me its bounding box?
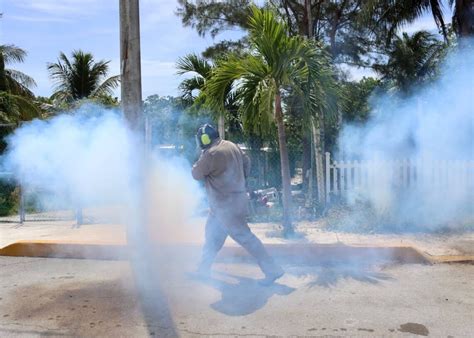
[192,124,284,286]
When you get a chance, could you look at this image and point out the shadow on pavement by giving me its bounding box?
[287,263,394,288]
[134,273,179,337]
[190,272,295,316]
[130,245,179,338]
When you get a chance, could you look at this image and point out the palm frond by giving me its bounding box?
[47,58,73,97]
[5,69,36,88]
[0,44,27,64]
[5,75,35,98]
[362,0,448,42]
[0,92,42,122]
[91,75,120,98]
[243,76,275,137]
[203,56,247,111]
[176,54,212,78]
[11,94,43,120]
[178,77,205,102]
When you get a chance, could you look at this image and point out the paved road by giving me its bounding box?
[1,251,473,337]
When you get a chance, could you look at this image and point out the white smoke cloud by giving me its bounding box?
[5,107,135,206]
[3,104,203,237]
[338,42,474,229]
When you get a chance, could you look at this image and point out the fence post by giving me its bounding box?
[144,115,152,155]
[19,182,25,224]
[340,160,346,192]
[76,207,83,227]
[325,152,330,203]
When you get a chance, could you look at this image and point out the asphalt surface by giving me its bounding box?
[1,249,473,337]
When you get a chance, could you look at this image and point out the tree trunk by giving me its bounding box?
[303,0,314,202]
[0,54,8,92]
[274,90,293,234]
[456,0,474,37]
[218,114,225,139]
[304,0,313,37]
[302,132,311,191]
[312,116,325,205]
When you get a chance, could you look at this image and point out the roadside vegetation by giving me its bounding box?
[1,2,472,231]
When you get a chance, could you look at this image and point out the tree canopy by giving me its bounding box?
[47,50,120,104]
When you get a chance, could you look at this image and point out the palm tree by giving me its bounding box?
[176,54,212,103]
[47,50,120,104]
[373,31,445,93]
[367,0,474,39]
[0,45,36,98]
[176,53,227,138]
[0,45,41,123]
[204,7,336,234]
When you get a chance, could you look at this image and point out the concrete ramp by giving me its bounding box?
[1,240,472,264]
[220,243,432,265]
[0,240,437,264]
[0,240,129,260]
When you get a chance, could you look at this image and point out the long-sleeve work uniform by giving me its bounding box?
[192,138,282,276]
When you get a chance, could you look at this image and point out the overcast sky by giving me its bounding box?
[2,0,450,99]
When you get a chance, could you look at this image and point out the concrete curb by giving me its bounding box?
[0,240,128,260]
[1,240,472,264]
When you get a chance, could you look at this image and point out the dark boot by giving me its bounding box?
[258,259,284,286]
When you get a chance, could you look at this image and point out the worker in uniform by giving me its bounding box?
[192,124,284,286]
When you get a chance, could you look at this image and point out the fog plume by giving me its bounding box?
[338,43,474,230]
[3,104,202,238]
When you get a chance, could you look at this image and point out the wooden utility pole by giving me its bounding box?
[120,0,143,133]
[119,0,146,244]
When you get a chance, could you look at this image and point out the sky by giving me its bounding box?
[1,0,451,99]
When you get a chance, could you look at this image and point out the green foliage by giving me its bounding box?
[0,44,41,225]
[176,53,245,142]
[273,0,381,65]
[363,0,474,40]
[340,77,381,123]
[204,7,337,138]
[0,92,42,124]
[0,181,18,216]
[143,95,203,162]
[176,0,251,38]
[0,45,42,124]
[365,1,445,41]
[144,95,187,144]
[202,38,249,60]
[47,50,120,104]
[176,53,213,105]
[0,44,36,97]
[176,1,252,59]
[373,31,446,93]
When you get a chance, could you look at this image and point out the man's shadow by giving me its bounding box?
[190,272,295,316]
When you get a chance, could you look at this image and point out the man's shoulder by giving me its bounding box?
[210,139,237,152]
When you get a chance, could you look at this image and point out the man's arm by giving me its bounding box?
[192,151,212,180]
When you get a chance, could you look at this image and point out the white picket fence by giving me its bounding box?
[325,152,474,202]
